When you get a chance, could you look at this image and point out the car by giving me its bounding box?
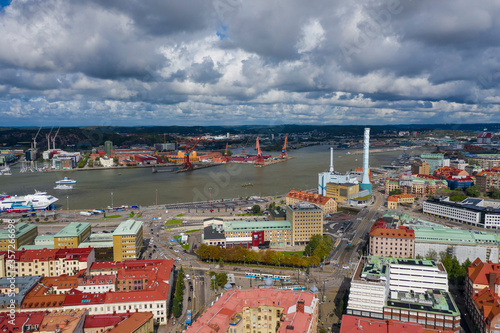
[153,245,157,248]
[169,246,173,249]
[342,266,350,269]
[186,274,191,280]
[188,297,191,302]
[189,281,192,286]
[190,286,193,291]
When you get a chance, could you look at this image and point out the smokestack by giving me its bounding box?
[329,147,334,173]
[360,128,372,194]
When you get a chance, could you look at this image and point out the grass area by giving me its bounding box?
[338,207,361,214]
[129,213,135,218]
[236,212,265,216]
[137,213,142,218]
[176,213,184,217]
[178,241,189,251]
[185,229,200,234]
[166,219,182,225]
[104,215,121,219]
[282,251,304,257]
[353,194,371,201]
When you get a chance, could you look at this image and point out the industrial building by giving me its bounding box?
[318,148,359,196]
[326,183,360,204]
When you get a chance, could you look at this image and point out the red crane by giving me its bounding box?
[255,136,265,166]
[280,135,288,159]
[181,136,203,169]
[241,137,250,155]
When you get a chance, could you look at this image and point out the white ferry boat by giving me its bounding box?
[56,177,77,185]
[0,191,59,212]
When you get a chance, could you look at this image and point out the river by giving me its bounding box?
[0,145,426,210]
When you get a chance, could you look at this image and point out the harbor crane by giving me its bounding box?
[181,136,203,169]
[255,136,265,166]
[280,135,288,159]
[241,137,250,155]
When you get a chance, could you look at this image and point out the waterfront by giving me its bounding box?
[0,145,426,210]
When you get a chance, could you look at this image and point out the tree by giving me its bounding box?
[389,189,403,196]
[488,187,500,199]
[251,205,261,214]
[426,249,438,260]
[466,185,481,197]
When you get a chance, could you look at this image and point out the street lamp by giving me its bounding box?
[66,195,69,211]
[155,189,158,208]
[243,255,246,266]
[111,192,114,208]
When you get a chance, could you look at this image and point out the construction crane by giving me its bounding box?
[32,127,42,149]
[280,135,288,159]
[255,136,265,166]
[51,127,60,150]
[241,137,250,155]
[46,127,53,151]
[182,136,203,169]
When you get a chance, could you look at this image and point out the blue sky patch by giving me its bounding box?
[0,0,11,9]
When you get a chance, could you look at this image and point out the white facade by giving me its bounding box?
[100,157,114,168]
[347,277,388,319]
[423,201,481,226]
[389,262,448,294]
[415,243,499,264]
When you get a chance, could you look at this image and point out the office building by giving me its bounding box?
[104,141,113,156]
[112,220,143,261]
[268,207,286,221]
[423,197,500,229]
[286,203,323,246]
[0,223,37,251]
[54,222,91,249]
[326,183,360,204]
[421,153,445,173]
[286,190,337,214]
[186,288,319,333]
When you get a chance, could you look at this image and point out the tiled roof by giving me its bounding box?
[340,314,434,333]
[473,287,500,323]
[468,258,500,286]
[286,190,333,205]
[369,224,415,239]
[388,194,414,202]
[108,312,153,333]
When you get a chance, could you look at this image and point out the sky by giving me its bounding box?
[0,0,499,127]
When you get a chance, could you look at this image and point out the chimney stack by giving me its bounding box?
[489,272,497,291]
[297,300,305,313]
[329,147,334,173]
[360,128,372,194]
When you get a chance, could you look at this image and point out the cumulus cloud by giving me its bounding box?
[0,0,499,126]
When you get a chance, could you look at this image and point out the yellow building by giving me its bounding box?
[325,183,359,204]
[411,161,430,175]
[54,222,91,249]
[387,194,415,209]
[286,203,323,246]
[113,219,143,261]
[0,222,38,251]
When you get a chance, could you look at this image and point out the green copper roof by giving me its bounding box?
[54,222,91,238]
[0,222,36,240]
[113,219,142,236]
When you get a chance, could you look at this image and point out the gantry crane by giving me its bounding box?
[181,136,203,169]
[255,136,265,166]
[51,127,60,150]
[280,135,288,159]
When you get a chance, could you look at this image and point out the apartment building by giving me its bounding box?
[411,160,430,175]
[369,221,415,258]
[0,247,95,277]
[112,220,143,261]
[54,222,91,249]
[286,203,323,246]
[475,170,500,191]
[286,190,337,214]
[186,288,319,333]
[467,154,500,170]
[84,312,154,333]
[387,194,414,210]
[0,223,38,251]
[223,220,292,248]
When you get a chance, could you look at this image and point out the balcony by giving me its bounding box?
[229,313,242,326]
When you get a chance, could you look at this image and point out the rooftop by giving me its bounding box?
[54,222,91,238]
[286,190,333,206]
[109,312,153,333]
[113,219,143,236]
[412,226,498,245]
[185,288,318,333]
[386,289,460,317]
[340,315,429,333]
[287,202,322,211]
[0,276,41,307]
[224,220,292,232]
[0,222,36,240]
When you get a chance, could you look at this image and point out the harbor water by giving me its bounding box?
[0,145,425,210]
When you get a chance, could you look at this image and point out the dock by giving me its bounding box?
[254,156,296,167]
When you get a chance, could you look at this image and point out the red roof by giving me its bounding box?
[340,315,452,333]
[0,312,46,332]
[473,288,500,323]
[84,313,128,329]
[286,190,333,206]
[468,258,500,286]
[0,248,93,263]
[387,194,414,202]
[369,221,415,239]
[478,132,492,139]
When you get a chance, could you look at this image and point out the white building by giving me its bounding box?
[389,258,448,294]
[100,156,114,168]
